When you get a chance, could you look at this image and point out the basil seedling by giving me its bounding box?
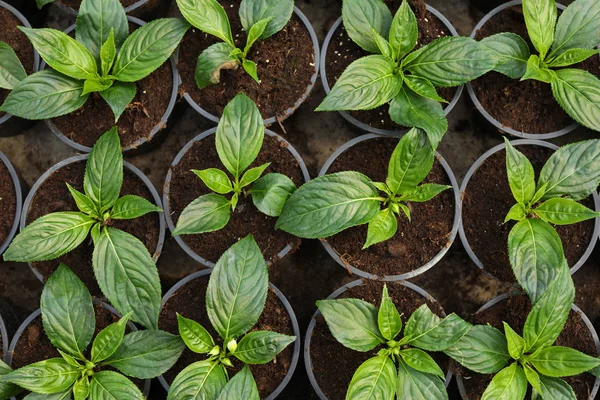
[172,92,297,236]
[317,0,496,149]
[0,264,185,400]
[0,0,190,122]
[176,0,294,86]
[503,138,600,303]
[167,235,295,399]
[482,0,600,131]
[0,41,27,91]
[3,127,163,330]
[446,263,600,400]
[277,128,450,248]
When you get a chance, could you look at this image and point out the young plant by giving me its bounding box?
[0,41,27,91]
[504,138,600,303]
[176,0,293,87]
[317,0,496,149]
[172,92,297,236]
[446,263,600,400]
[277,128,450,248]
[0,264,185,400]
[482,0,600,131]
[167,235,295,398]
[317,284,470,399]
[0,0,189,122]
[3,127,163,330]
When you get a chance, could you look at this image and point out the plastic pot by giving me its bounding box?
[6,301,151,399]
[53,0,170,20]
[305,278,453,399]
[20,154,166,283]
[0,313,7,364]
[455,292,600,400]
[163,127,310,268]
[320,5,463,137]
[177,5,320,126]
[466,0,577,139]
[319,134,461,281]
[0,152,22,257]
[157,269,301,399]
[459,139,600,280]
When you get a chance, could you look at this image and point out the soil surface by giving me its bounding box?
[177,0,316,120]
[158,275,295,397]
[167,133,304,265]
[462,145,596,282]
[0,158,16,250]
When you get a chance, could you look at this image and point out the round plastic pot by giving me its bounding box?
[304,278,453,400]
[42,16,178,154]
[466,0,577,139]
[459,139,600,280]
[0,313,7,364]
[19,154,166,283]
[5,301,151,399]
[163,127,310,268]
[177,5,320,126]
[157,269,301,399]
[0,152,22,257]
[320,5,463,137]
[318,134,461,281]
[455,292,600,400]
[53,0,167,19]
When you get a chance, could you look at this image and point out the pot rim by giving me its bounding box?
[0,152,22,256]
[0,314,7,364]
[55,0,148,15]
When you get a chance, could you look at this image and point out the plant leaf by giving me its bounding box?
[89,371,144,399]
[251,173,296,217]
[445,325,510,374]
[76,0,128,61]
[522,0,557,58]
[371,28,394,59]
[195,42,239,89]
[404,304,472,352]
[100,30,117,77]
[216,365,259,400]
[109,195,162,220]
[503,322,525,360]
[3,358,79,394]
[172,193,231,235]
[400,348,445,378]
[538,375,577,399]
[177,0,233,45]
[99,81,137,123]
[403,75,447,103]
[524,363,543,394]
[482,33,530,79]
[72,376,89,400]
[522,55,555,83]
[505,203,528,223]
[551,69,600,132]
[504,138,536,204]
[82,78,113,96]
[364,208,398,249]
[551,0,600,56]
[548,48,599,68]
[378,284,402,341]
[0,361,21,400]
[346,355,396,400]
[0,41,27,90]
[239,0,294,40]
[234,331,295,364]
[401,183,450,203]
[177,314,215,354]
[481,363,527,400]
[23,391,72,400]
[242,59,260,83]
[239,163,270,188]
[84,127,122,212]
[386,128,434,195]
[91,313,131,364]
[529,346,600,377]
[66,183,98,217]
[341,0,392,53]
[244,17,272,55]
[396,358,448,400]
[534,197,600,225]
[389,0,418,60]
[193,168,233,195]
[167,361,227,400]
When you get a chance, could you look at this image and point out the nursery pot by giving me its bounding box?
[0,151,22,256]
[319,134,461,281]
[0,313,7,364]
[320,5,463,137]
[157,269,301,399]
[53,0,171,20]
[163,127,310,268]
[176,5,320,126]
[459,139,600,282]
[305,279,453,400]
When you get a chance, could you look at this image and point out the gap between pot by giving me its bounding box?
[0,151,22,257]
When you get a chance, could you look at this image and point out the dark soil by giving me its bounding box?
[458,295,598,399]
[324,0,457,131]
[472,5,600,134]
[25,160,161,294]
[177,0,316,120]
[326,137,455,277]
[167,133,304,265]
[158,275,295,397]
[310,280,448,400]
[462,145,596,282]
[0,159,16,250]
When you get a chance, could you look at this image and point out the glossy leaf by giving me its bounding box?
[547,48,599,67]
[177,314,215,354]
[91,313,131,363]
[217,366,259,400]
[239,0,294,39]
[522,0,557,58]
[396,359,448,400]
[389,0,418,60]
[444,325,510,374]
[234,331,295,364]
[538,375,577,399]
[529,346,600,377]
[346,356,396,400]
[66,183,98,217]
[251,173,296,217]
[244,18,273,55]
[193,168,233,195]
[0,361,21,400]
[99,81,137,122]
[239,163,270,188]
[195,42,239,89]
[403,75,447,103]
[100,30,117,77]
[76,0,128,60]
[551,69,600,132]
[82,78,113,96]
[524,363,542,394]
[371,28,393,59]
[378,285,402,341]
[400,348,445,378]
[3,358,78,394]
[341,0,392,53]
[242,59,259,83]
[176,0,233,45]
[534,198,600,225]
[481,363,527,400]
[72,376,89,400]
[0,41,27,90]
[505,203,528,223]
[401,183,450,203]
[404,304,471,352]
[386,128,434,195]
[482,33,530,79]
[364,208,397,249]
[551,0,600,56]
[167,361,227,400]
[89,371,144,399]
[23,391,72,400]
[84,127,122,212]
[504,138,536,204]
[503,322,525,360]
[522,54,555,83]
[110,195,162,220]
[172,194,231,235]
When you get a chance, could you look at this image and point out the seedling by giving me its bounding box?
[176,0,294,87]
[0,41,27,91]
[277,128,450,248]
[0,264,185,400]
[1,0,189,122]
[4,127,163,330]
[317,0,496,149]
[172,92,297,236]
[482,0,600,131]
[167,235,295,399]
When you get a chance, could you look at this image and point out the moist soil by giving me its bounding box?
[167,133,304,265]
[472,5,600,134]
[326,137,455,277]
[25,161,160,294]
[462,145,595,282]
[309,280,448,400]
[324,0,457,131]
[177,0,316,120]
[0,159,16,250]
[158,275,295,397]
[458,295,598,399]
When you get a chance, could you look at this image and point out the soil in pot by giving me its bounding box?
[25,161,160,294]
[325,0,457,131]
[158,276,295,397]
[457,295,598,399]
[168,134,304,265]
[310,280,447,400]
[0,159,16,250]
[325,137,455,277]
[462,146,595,282]
[177,0,315,120]
[471,5,600,134]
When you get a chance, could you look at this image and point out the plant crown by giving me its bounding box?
[0,41,27,91]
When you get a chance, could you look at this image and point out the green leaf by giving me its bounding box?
[521,55,554,84]
[503,322,525,360]
[239,163,270,188]
[167,361,227,400]
[482,33,530,79]
[100,30,117,77]
[242,59,259,83]
[396,358,448,400]
[0,361,22,400]
[378,284,402,341]
[57,349,80,368]
[551,0,600,57]
[172,193,231,235]
[341,0,392,53]
[551,69,600,132]
[3,212,95,262]
[401,183,450,203]
[398,203,411,221]
[239,0,294,40]
[276,171,381,238]
[251,173,296,217]
[23,390,72,400]
[389,0,418,60]
[195,42,239,89]
[400,348,445,378]
[537,375,577,399]
[524,363,543,394]
[371,28,393,59]
[89,371,144,399]
[109,195,162,220]
[532,183,549,205]
[404,304,472,352]
[534,198,600,225]
[176,0,233,45]
[346,355,396,400]
[504,138,536,204]
[112,18,190,82]
[66,183,98,217]
[522,0,557,58]
[548,48,599,68]
[76,0,128,61]
[244,17,272,55]
[99,81,137,123]
[505,203,528,223]
[82,78,113,96]
[403,75,447,103]
[234,331,295,364]
[91,313,131,363]
[445,325,510,374]
[216,365,259,400]
[386,128,434,195]
[3,358,78,394]
[72,376,89,400]
[193,168,233,195]
[177,314,215,354]
[529,346,600,377]
[84,127,122,212]
[481,363,527,400]
[364,208,398,249]
[0,41,27,90]
[316,55,403,111]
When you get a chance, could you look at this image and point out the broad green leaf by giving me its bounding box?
[242,59,260,83]
[378,285,402,340]
[251,173,296,217]
[504,138,536,204]
[347,355,396,400]
[4,358,78,394]
[481,363,527,400]
[551,0,600,56]
[91,313,131,363]
[389,0,418,60]
[522,0,557,58]
[66,183,98,217]
[529,346,600,377]
[482,33,530,79]
[364,208,398,249]
[76,0,128,60]
[538,375,577,399]
[386,128,434,195]
[195,42,239,89]
[84,127,122,212]
[503,322,525,360]
[404,305,471,352]
[401,183,450,203]
[173,193,231,235]
[548,48,599,68]
[234,331,295,364]
[239,163,270,188]
[505,203,528,223]
[445,325,510,374]
[89,371,144,399]
[403,75,447,103]
[82,78,113,96]
[168,361,227,400]
[23,391,72,400]
[193,168,233,194]
[110,195,162,220]
[177,314,215,354]
[57,350,80,368]
[177,0,233,44]
[400,348,445,378]
[99,81,137,122]
[534,198,600,225]
[371,28,394,59]
[100,30,117,77]
[0,361,22,399]
[522,55,555,83]
[341,0,392,53]
[551,69,600,132]
[524,363,542,394]
[217,365,259,400]
[0,41,27,90]
[532,183,549,205]
[396,359,448,400]
[244,18,272,55]
[72,376,89,400]
[239,0,294,39]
